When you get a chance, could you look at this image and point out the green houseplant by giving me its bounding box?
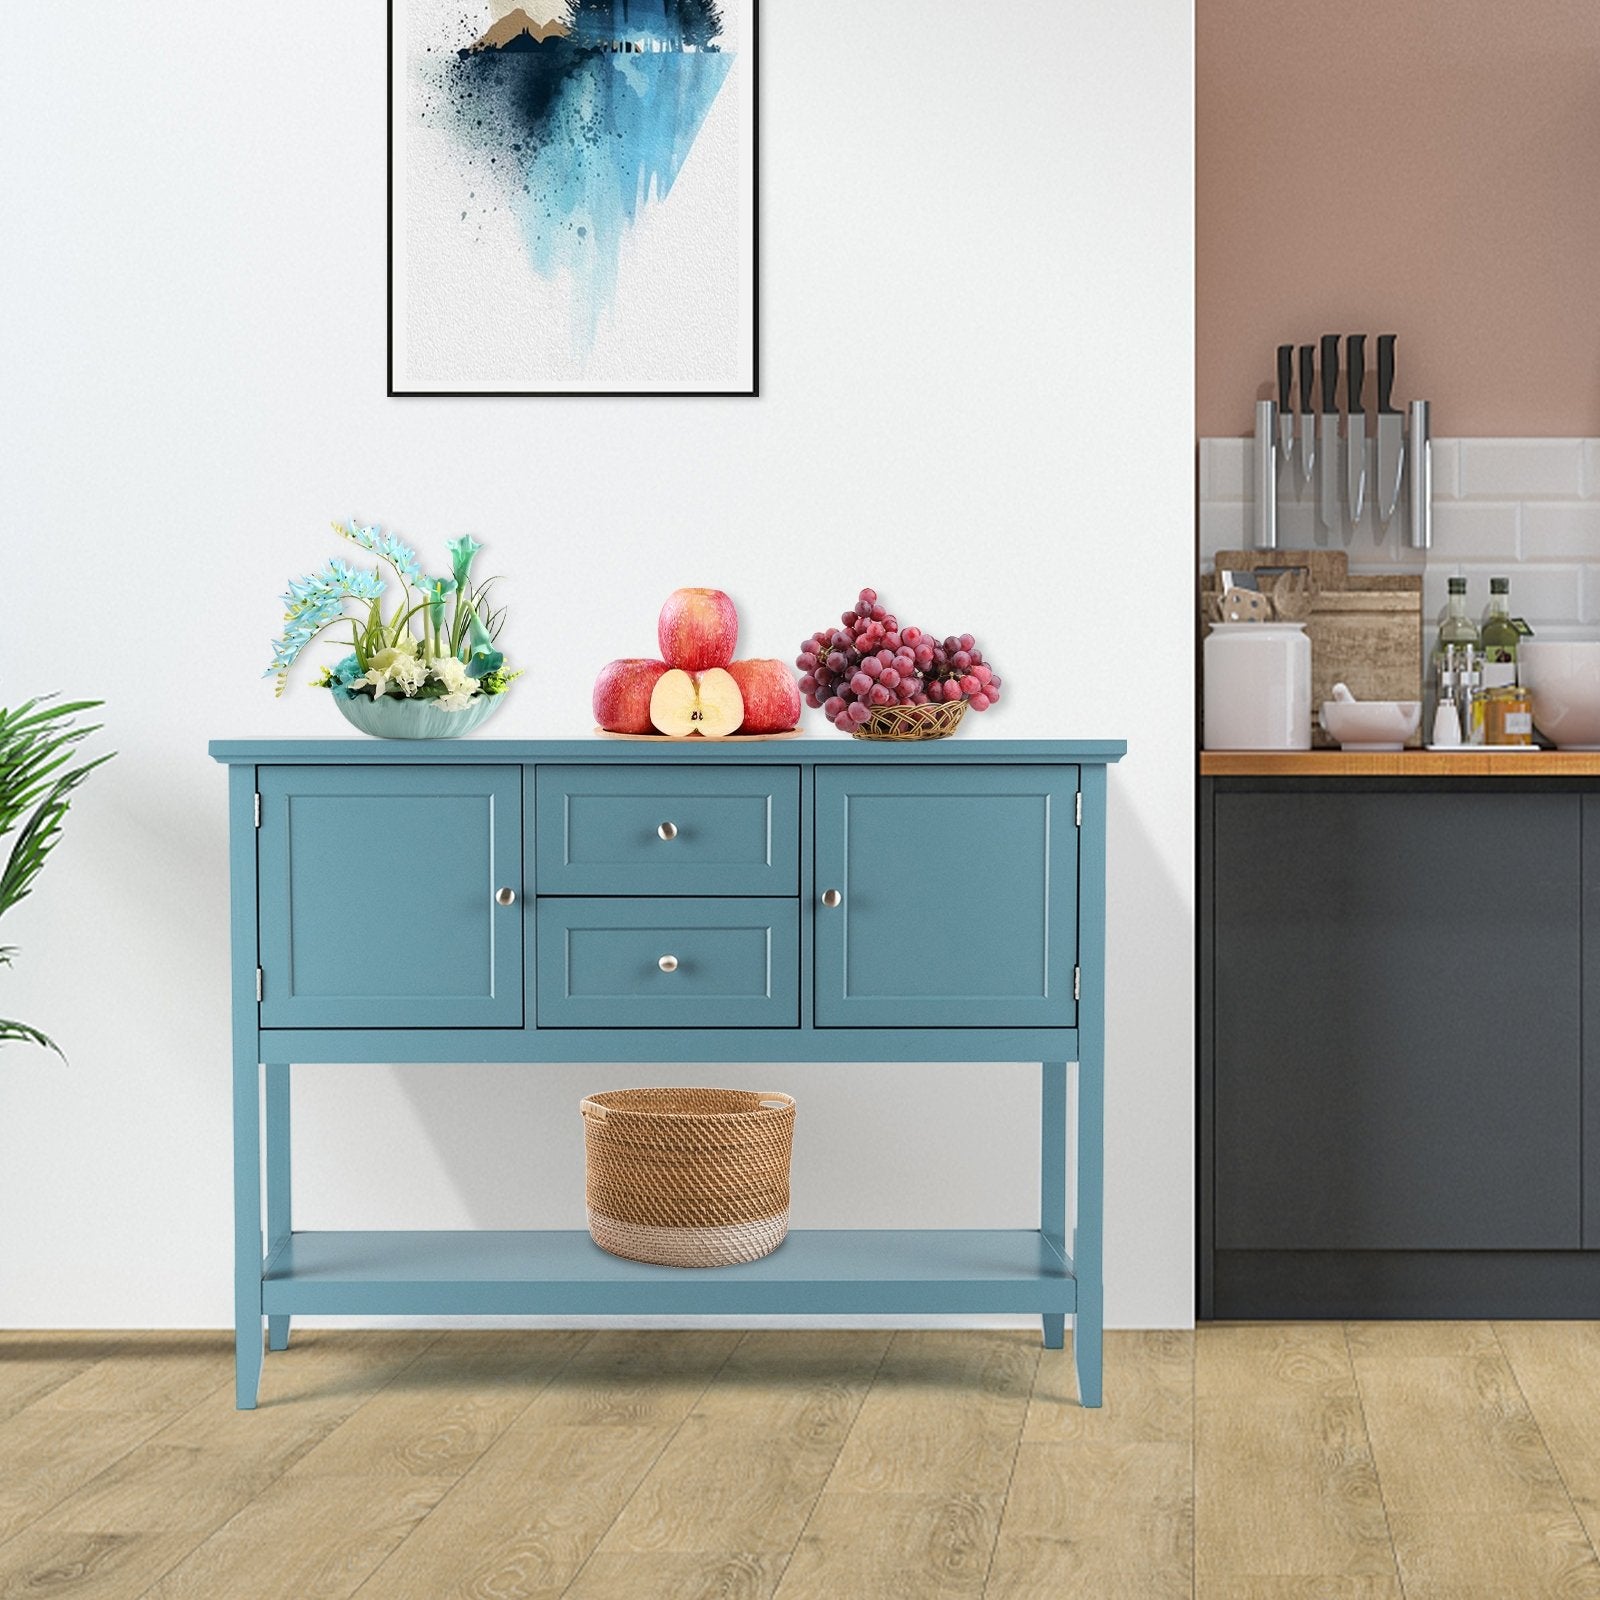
[0,698,114,1056]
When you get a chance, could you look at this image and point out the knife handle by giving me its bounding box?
[1299,344,1316,413]
[1277,344,1293,410]
[1347,334,1365,413]
[1377,333,1397,413]
[1321,334,1340,412]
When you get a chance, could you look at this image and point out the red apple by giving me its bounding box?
[593,658,671,734]
[649,667,745,737]
[658,587,739,672]
[725,659,802,733]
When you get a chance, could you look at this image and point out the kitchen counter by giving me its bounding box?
[1201,750,1600,777]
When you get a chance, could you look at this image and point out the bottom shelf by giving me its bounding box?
[261,1229,1076,1317]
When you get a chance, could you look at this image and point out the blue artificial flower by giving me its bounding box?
[466,649,504,679]
[446,534,483,589]
[336,519,421,585]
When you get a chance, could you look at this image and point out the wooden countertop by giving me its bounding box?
[1201,750,1600,776]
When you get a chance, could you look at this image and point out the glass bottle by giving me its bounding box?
[1433,578,1480,742]
[1480,576,1519,689]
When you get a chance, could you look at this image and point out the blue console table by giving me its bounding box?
[210,737,1124,1409]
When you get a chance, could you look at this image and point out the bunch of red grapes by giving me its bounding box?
[796,588,1002,733]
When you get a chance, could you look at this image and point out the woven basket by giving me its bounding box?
[851,699,968,741]
[580,1087,796,1267]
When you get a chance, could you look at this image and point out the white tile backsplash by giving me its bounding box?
[1522,502,1600,560]
[1429,440,1462,500]
[1458,439,1587,499]
[1199,438,1250,503]
[1200,436,1600,642]
[1429,501,1521,560]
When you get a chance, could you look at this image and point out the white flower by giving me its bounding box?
[360,643,428,698]
[437,690,479,712]
[428,655,476,696]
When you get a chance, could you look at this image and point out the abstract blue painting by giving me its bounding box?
[390,0,756,395]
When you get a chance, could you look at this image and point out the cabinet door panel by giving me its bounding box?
[814,765,1078,1028]
[258,766,523,1029]
[1584,796,1600,1246]
[1214,790,1580,1250]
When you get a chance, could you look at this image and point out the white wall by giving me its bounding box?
[0,2,1195,1327]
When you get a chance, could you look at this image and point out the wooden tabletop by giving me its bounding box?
[1200,749,1600,776]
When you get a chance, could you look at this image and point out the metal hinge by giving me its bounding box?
[254,793,262,828]
[255,967,264,1003]
[1074,965,1080,1002]
[1075,791,1082,826]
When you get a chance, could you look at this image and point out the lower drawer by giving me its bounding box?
[536,898,799,1028]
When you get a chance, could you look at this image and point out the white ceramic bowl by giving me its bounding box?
[1319,699,1422,751]
[1520,642,1600,749]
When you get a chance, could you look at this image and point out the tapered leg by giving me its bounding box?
[1041,1060,1067,1349]
[1073,762,1107,1408]
[1073,1051,1104,1406]
[265,1063,292,1352]
[233,1050,263,1409]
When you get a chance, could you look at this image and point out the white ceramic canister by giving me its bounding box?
[1203,622,1312,750]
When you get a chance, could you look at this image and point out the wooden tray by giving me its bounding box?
[592,727,803,741]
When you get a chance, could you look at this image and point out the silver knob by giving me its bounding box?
[658,954,679,972]
[657,821,678,841]
[822,889,842,908]
[495,887,516,907]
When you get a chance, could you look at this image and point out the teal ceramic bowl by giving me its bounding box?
[333,691,505,740]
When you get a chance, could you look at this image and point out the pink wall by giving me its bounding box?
[1197,0,1600,437]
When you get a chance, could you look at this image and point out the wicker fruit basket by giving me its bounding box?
[851,700,968,741]
[579,1087,797,1267]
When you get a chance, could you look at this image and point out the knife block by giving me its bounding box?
[1200,551,1423,747]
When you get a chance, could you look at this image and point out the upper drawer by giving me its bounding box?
[535,766,799,896]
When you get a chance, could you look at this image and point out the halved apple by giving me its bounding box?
[648,667,744,738]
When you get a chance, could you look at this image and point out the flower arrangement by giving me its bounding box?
[266,521,517,711]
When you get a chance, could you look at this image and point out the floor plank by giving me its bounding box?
[1386,1510,1600,1600]
[566,1331,886,1588]
[1348,1320,1573,1516]
[351,1330,739,1600]
[1496,1320,1600,1552]
[985,1439,1192,1599]
[0,1331,439,1600]
[1022,1329,1191,1445]
[775,1491,1002,1600]
[1195,1325,1396,1582]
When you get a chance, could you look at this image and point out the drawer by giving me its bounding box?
[535,766,799,895]
[536,898,799,1028]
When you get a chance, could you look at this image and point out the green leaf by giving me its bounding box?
[0,1018,63,1058]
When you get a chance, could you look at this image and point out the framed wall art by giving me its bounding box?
[389,1,758,397]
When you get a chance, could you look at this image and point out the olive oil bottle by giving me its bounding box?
[1481,576,1519,688]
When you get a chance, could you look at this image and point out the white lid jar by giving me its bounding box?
[1203,622,1312,750]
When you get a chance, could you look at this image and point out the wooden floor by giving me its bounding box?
[4,1325,1600,1598]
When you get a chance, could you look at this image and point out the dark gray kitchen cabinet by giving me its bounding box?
[1586,796,1600,1249]
[1202,779,1595,1319]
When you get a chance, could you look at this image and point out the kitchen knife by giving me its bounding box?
[1319,334,1341,533]
[1298,343,1317,486]
[1375,333,1404,529]
[1345,333,1367,532]
[1277,344,1295,468]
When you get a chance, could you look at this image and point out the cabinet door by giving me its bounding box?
[1584,796,1600,1246]
[1214,790,1580,1250]
[813,765,1079,1028]
[258,765,523,1030]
